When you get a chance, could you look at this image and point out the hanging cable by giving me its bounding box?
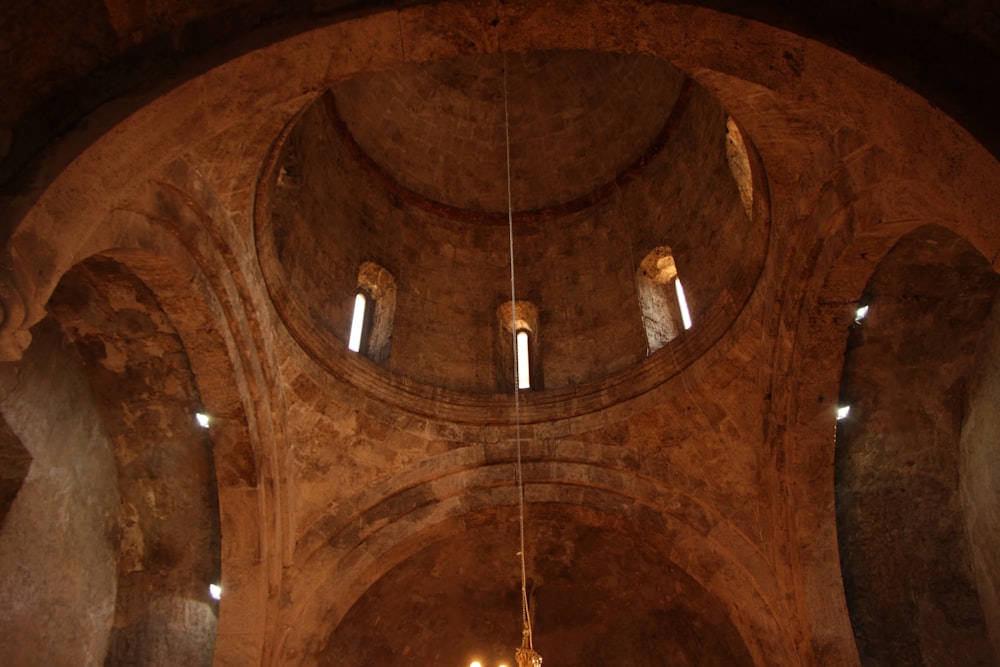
[502,48,531,648]
[502,51,542,667]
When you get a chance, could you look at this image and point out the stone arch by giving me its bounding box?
[1,3,999,666]
[0,164,280,664]
[320,505,758,667]
[282,441,790,666]
[82,187,280,666]
[835,224,1000,664]
[45,255,222,665]
[775,162,1000,663]
[1,219,264,663]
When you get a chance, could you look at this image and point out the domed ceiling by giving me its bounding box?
[8,1,1000,666]
[331,51,686,214]
[257,49,768,409]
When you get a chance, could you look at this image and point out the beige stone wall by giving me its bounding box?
[0,322,118,666]
[962,292,1000,657]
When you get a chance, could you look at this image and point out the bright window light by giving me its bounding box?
[854,304,869,323]
[675,279,693,330]
[516,330,531,389]
[837,405,851,421]
[470,662,482,667]
[348,292,367,352]
[195,412,210,429]
[209,583,222,600]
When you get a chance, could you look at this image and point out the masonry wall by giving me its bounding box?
[962,292,1000,657]
[267,73,757,393]
[836,225,1000,665]
[0,321,118,666]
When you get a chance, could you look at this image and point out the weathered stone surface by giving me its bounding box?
[321,509,754,667]
[0,2,998,666]
[837,226,1000,666]
[0,321,118,666]
[263,65,761,394]
[0,415,31,529]
[962,292,1000,656]
[46,257,220,667]
[2,0,999,190]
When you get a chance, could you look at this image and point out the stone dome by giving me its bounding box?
[333,51,685,214]
[3,2,1000,666]
[258,50,767,411]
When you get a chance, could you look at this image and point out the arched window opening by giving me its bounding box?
[347,291,370,353]
[637,246,693,354]
[726,117,753,220]
[674,278,693,331]
[516,329,531,389]
[349,262,396,363]
[497,301,541,391]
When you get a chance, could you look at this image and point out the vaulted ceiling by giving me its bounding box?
[1,2,999,666]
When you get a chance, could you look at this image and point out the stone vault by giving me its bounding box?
[1,1,999,665]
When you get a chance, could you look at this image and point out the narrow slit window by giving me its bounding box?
[675,278,693,330]
[726,116,754,219]
[351,262,396,362]
[516,329,531,389]
[348,292,367,353]
[637,246,693,353]
[497,301,540,391]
